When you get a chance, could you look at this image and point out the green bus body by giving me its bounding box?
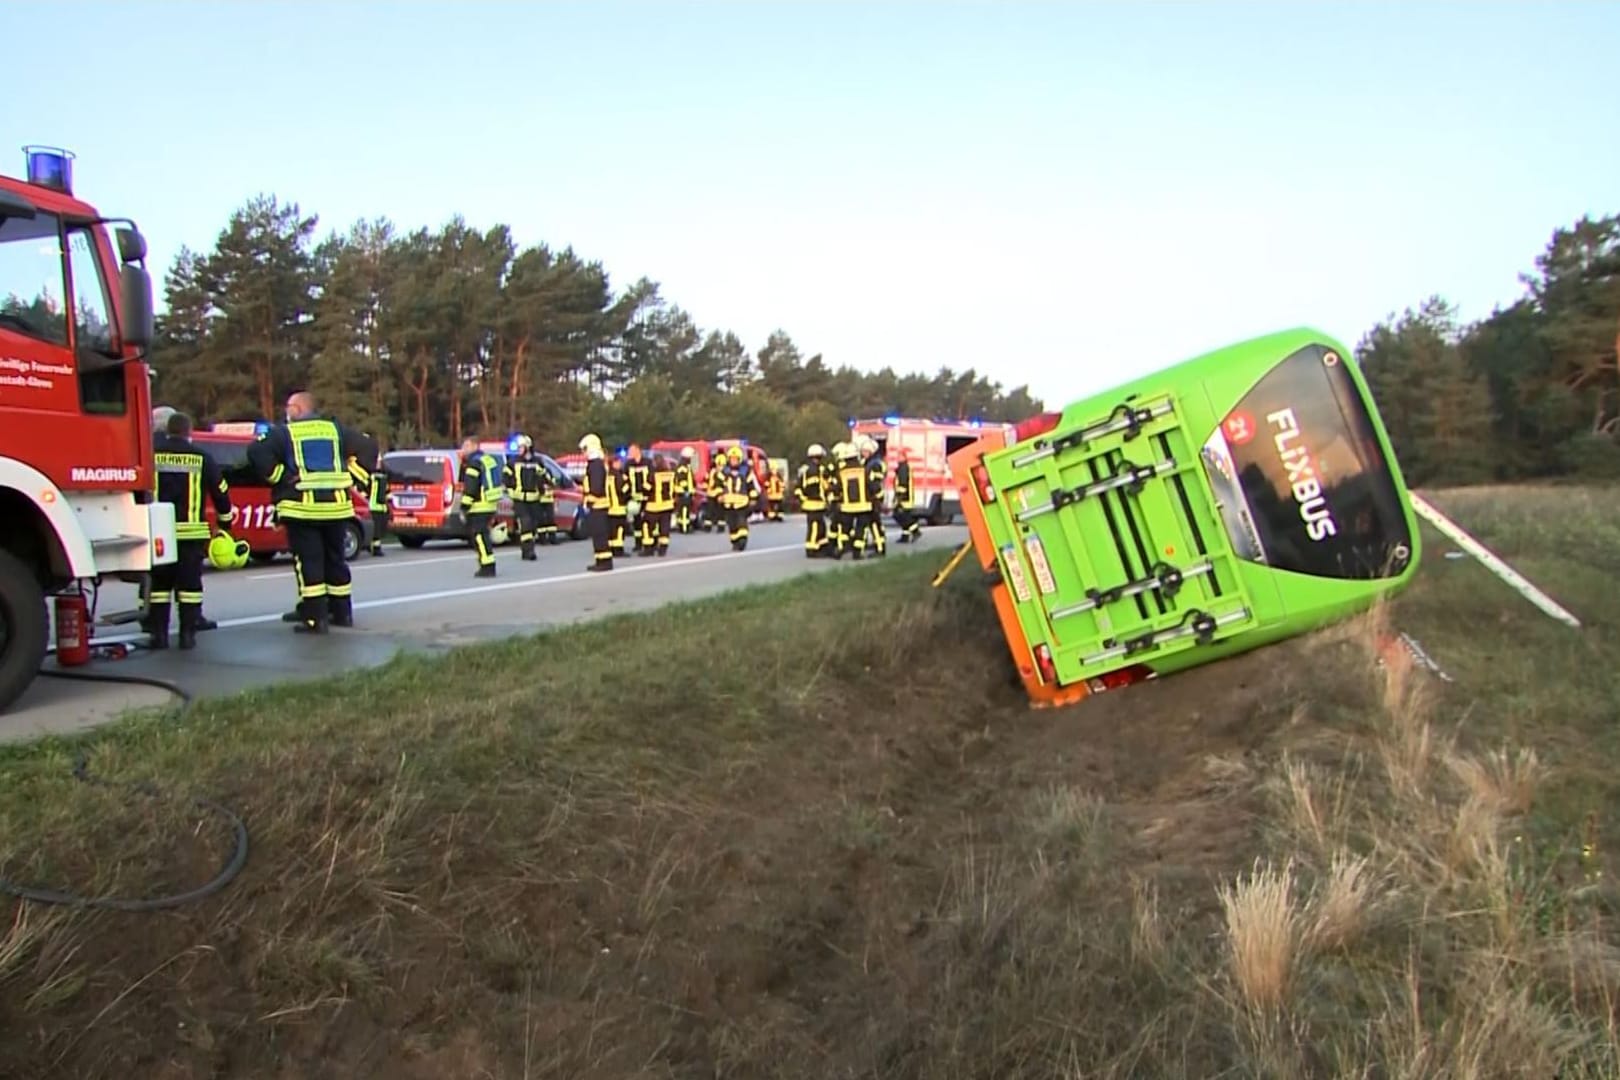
[974,327,1421,691]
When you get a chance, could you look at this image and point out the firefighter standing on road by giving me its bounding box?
[645,453,677,557]
[459,435,506,578]
[822,440,842,552]
[674,446,696,533]
[150,403,218,633]
[703,449,725,533]
[795,444,829,558]
[146,411,235,650]
[893,446,923,543]
[719,445,761,551]
[534,444,560,545]
[580,432,613,571]
[365,450,389,556]
[505,434,547,561]
[249,390,369,633]
[607,453,631,556]
[860,435,888,558]
[834,441,871,560]
[626,443,652,553]
[765,466,786,522]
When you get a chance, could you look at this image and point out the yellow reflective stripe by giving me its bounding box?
[268,463,285,484]
[288,419,348,491]
[177,591,204,604]
[149,590,172,602]
[327,583,352,597]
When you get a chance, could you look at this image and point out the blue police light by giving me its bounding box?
[883,415,900,425]
[253,420,271,439]
[23,146,75,195]
[506,433,524,454]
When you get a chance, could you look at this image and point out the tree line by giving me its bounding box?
[150,196,1044,458]
[149,195,1618,484]
[1354,212,1620,486]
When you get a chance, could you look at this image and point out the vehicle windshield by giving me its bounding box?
[0,211,69,346]
[385,453,452,484]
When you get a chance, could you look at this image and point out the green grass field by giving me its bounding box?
[2,484,1617,1079]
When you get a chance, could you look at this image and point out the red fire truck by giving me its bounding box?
[849,417,1011,525]
[0,147,174,712]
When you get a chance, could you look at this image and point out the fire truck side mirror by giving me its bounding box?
[120,263,154,350]
[115,225,148,264]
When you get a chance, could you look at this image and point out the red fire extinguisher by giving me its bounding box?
[55,591,91,667]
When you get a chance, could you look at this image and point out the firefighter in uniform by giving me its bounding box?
[504,435,547,560]
[534,445,560,545]
[893,446,923,543]
[765,466,786,522]
[718,445,761,551]
[702,450,725,532]
[795,444,829,558]
[834,441,871,560]
[625,443,652,553]
[459,436,505,577]
[822,441,843,552]
[365,449,389,556]
[674,446,696,533]
[645,453,677,557]
[149,404,218,632]
[580,432,613,571]
[146,411,235,650]
[607,453,631,555]
[249,390,368,633]
[860,435,888,557]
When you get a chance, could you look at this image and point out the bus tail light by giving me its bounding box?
[1013,411,1063,443]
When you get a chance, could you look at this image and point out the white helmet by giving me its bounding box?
[807,443,825,457]
[856,435,877,455]
[579,432,604,459]
[681,445,695,460]
[514,434,533,451]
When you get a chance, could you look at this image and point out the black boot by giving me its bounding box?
[521,541,537,561]
[329,598,354,628]
[476,564,497,578]
[293,601,328,634]
[178,607,198,651]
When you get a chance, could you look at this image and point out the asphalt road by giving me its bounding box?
[4,520,968,744]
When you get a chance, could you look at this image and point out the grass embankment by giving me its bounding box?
[2,485,1619,1079]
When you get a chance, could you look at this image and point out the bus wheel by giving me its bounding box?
[0,549,48,715]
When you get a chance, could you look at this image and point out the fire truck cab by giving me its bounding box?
[850,417,1008,525]
[0,146,174,713]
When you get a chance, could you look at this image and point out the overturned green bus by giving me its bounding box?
[948,327,1421,708]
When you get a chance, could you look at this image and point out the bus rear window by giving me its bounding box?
[1200,343,1412,581]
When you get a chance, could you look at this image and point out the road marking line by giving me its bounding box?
[1409,492,1581,628]
[93,541,829,641]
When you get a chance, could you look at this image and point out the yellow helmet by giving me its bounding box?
[807,443,825,457]
[727,445,743,463]
[208,532,251,570]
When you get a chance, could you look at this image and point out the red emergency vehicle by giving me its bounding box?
[0,147,175,712]
[192,424,375,563]
[850,417,1012,525]
[382,443,585,548]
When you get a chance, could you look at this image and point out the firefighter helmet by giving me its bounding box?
[681,445,695,460]
[579,432,603,458]
[208,532,251,571]
[514,434,532,451]
[807,443,825,458]
[727,445,743,464]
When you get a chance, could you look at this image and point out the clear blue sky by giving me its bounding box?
[7,1,1617,406]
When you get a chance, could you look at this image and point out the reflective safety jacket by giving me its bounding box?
[795,462,827,511]
[608,466,629,516]
[864,452,886,503]
[154,433,235,542]
[894,461,915,507]
[705,463,725,499]
[838,459,872,513]
[248,415,363,522]
[719,464,761,510]
[648,466,677,513]
[766,473,785,501]
[674,463,695,496]
[367,467,387,513]
[822,458,841,509]
[505,452,549,503]
[626,456,652,503]
[460,450,506,514]
[584,457,610,510]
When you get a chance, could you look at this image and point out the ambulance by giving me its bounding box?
[849,417,1012,525]
[193,423,375,564]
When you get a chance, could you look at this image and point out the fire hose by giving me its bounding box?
[0,657,250,912]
